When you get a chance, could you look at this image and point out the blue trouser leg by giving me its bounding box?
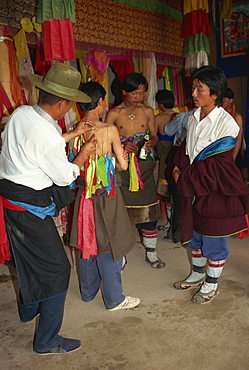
[188,232,229,260]
[139,221,158,230]
[19,299,39,322]
[33,290,67,352]
[97,253,125,309]
[79,256,101,302]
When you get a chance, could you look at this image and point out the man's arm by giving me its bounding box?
[233,113,243,160]
[111,126,128,171]
[62,120,96,143]
[155,112,177,135]
[105,109,116,125]
[145,107,158,149]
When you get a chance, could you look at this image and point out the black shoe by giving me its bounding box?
[35,338,81,355]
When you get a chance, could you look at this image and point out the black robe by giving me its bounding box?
[0,179,74,304]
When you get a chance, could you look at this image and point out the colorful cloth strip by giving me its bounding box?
[7,198,56,219]
[83,153,117,199]
[120,133,154,192]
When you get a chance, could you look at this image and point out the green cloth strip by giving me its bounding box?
[111,0,183,21]
[184,33,210,57]
[37,0,75,23]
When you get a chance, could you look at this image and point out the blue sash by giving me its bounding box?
[7,198,56,219]
[193,136,236,164]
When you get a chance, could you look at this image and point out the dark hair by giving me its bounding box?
[155,89,175,109]
[38,89,65,105]
[78,81,106,112]
[224,87,234,99]
[121,72,148,92]
[191,66,227,107]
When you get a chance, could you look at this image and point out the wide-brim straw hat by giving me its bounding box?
[28,63,91,103]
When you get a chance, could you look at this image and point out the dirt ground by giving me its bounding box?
[1,227,249,370]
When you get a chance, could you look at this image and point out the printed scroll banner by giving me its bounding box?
[73,0,184,64]
[216,0,249,78]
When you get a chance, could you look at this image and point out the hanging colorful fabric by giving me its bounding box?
[105,153,117,194]
[97,155,109,188]
[85,157,96,199]
[42,20,76,61]
[129,153,139,192]
[14,27,36,105]
[76,195,98,260]
[237,214,249,239]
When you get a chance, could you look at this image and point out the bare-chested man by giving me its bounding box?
[106,72,165,269]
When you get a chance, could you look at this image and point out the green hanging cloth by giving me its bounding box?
[37,0,76,23]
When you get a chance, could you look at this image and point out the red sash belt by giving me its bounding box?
[0,196,26,264]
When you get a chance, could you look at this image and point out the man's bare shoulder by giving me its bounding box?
[141,104,154,113]
[105,104,123,123]
[235,111,243,122]
[155,112,173,125]
[100,122,119,135]
[107,104,123,114]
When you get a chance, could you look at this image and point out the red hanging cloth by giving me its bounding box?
[42,19,76,61]
[182,9,211,38]
[110,56,134,83]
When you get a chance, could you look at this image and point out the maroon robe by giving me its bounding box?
[173,140,249,244]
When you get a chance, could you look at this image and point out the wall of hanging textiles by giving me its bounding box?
[73,0,184,65]
[0,0,36,27]
[0,0,188,123]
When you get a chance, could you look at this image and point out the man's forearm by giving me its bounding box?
[150,135,158,147]
[62,131,77,143]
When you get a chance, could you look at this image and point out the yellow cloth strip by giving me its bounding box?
[220,0,232,19]
[158,178,168,185]
[129,153,139,192]
[184,0,209,14]
[126,201,159,208]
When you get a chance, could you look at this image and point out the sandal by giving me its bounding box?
[145,255,166,269]
[121,256,127,272]
[191,287,219,304]
[173,277,205,290]
[157,223,170,232]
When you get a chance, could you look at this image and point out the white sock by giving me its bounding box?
[200,281,218,293]
[186,271,205,282]
[146,250,158,263]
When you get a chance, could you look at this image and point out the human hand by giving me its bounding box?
[74,119,96,136]
[80,134,98,157]
[144,140,152,152]
[123,149,129,162]
[123,141,137,154]
[173,166,181,183]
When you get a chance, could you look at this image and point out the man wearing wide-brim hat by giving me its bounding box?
[0,63,97,355]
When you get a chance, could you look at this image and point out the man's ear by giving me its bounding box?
[98,97,104,107]
[58,99,67,111]
[211,93,218,102]
[122,90,126,97]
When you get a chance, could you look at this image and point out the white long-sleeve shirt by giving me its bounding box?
[186,106,239,164]
[0,105,79,190]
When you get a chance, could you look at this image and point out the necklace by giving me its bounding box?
[122,102,139,120]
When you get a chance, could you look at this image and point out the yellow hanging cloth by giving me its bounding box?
[128,153,139,192]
